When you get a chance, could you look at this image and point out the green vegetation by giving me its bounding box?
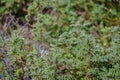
[0,0,120,80]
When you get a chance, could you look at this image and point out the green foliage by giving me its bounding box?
[0,0,120,80]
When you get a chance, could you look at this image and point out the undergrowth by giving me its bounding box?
[0,0,120,80]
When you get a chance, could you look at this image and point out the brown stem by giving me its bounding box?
[87,40,93,80]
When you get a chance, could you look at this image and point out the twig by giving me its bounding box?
[6,15,15,28]
[2,50,14,80]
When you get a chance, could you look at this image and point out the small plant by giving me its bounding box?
[0,0,120,80]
